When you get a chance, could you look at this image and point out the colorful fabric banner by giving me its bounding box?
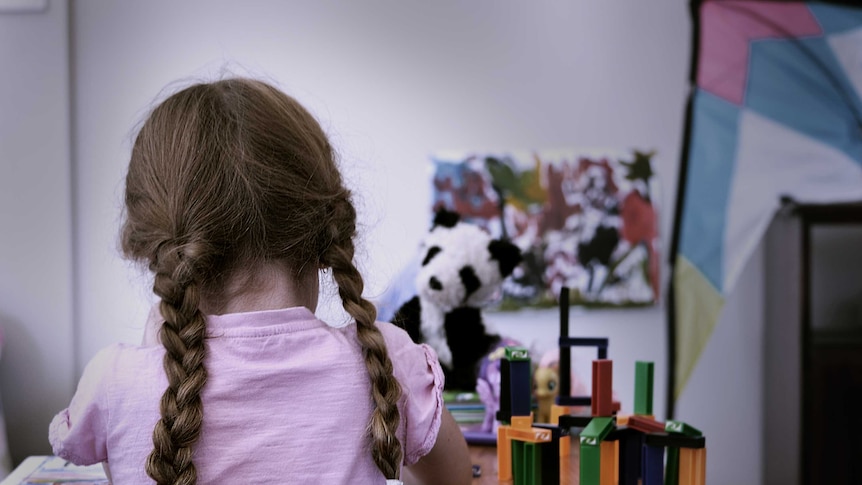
[670,0,862,413]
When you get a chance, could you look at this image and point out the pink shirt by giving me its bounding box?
[50,307,444,483]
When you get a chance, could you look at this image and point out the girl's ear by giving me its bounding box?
[488,239,522,277]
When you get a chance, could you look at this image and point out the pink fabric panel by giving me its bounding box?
[698,1,822,105]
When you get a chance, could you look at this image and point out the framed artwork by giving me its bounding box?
[430,149,660,310]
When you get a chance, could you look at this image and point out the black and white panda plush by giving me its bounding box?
[392,208,522,391]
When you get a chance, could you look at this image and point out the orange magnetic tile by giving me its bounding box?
[497,425,512,481]
[512,415,533,430]
[551,404,571,426]
[679,447,706,485]
[600,440,615,485]
[507,427,553,443]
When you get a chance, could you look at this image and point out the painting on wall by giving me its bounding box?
[430,149,660,309]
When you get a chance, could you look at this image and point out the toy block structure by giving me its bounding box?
[550,287,612,426]
[578,416,615,485]
[606,426,642,485]
[497,347,533,423]
[491,287,707,485]
[591,360,614,417]
[496,347,570,485]
[661,420,705,485]
[555,287,609,408]
[576,357,618,485]
[634,361,654,416]
[512,424,566,485]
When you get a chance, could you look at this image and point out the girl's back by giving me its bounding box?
[52,308,443,483]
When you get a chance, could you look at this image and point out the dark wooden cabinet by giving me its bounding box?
[808,338,862,483]
[766,202,862,485]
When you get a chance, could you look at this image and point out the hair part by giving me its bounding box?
[122,78,402,483]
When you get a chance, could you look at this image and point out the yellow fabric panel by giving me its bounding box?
[674,255,725,399]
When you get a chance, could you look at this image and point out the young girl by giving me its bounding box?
[49,78,472,484]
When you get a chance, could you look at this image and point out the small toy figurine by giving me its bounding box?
[392,208,522,391]
[533,366,560,424]
[537,347,590,419]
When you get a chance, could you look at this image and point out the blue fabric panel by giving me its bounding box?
[746,35,862,166]
[678,89,741,292]
[809,3,862,36]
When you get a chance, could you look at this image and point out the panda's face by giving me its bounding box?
[414,223,506,312]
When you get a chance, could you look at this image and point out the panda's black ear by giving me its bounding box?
[432,207,460,229]
[488,239,522,277]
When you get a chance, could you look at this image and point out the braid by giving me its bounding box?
[145,245,209,485]
[323,212,403,479]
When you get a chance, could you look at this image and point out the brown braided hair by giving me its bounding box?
[121,78,403,483]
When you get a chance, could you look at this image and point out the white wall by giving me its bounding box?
[70,0,692,372]
[0,0,74,465]
[71,0,691,420]
[677,245,766,484]
[0,1,771,483]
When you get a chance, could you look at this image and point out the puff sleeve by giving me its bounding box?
[49,345,117,465]
[378,322,445,466]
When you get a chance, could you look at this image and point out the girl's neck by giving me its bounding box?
[199,260,319,315]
